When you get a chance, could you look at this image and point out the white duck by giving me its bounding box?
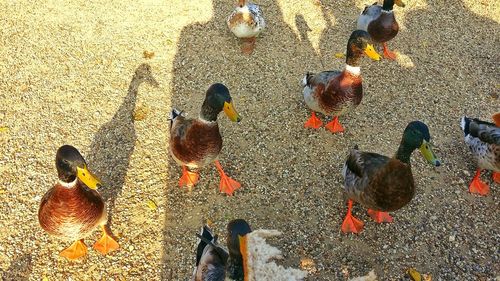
[227,0,265,54]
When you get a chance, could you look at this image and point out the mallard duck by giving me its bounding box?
[38,145,119,260]
[170,83,242,196]
[460,114,500,195]
[357,0,405,60]
[227,0,265,54]
[192,219,251,281]
[301,30,381,133]
[192,219,306,281]
[341,121,440,233]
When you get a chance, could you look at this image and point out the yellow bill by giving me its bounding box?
[419,140,441,167]
[239,235,250,281]
[223,101,242,122]
[76,165,101,189]
[364,44,381,61]
[395,0,406,7]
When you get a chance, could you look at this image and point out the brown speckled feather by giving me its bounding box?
[170,116,222,168]
[38,183,105,241]
[317,70,362,115]
[367,12,399,43]
[344,148,415,212]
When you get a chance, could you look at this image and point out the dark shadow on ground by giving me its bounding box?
[0,254,32,281]
[88,64,158,229]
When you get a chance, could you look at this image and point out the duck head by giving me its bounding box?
[346,30,381,67]
[226,219,252,280]
[200,83,242,122]
[399,121,441,166]
[56,145,101,189]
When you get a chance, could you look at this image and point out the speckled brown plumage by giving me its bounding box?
[367,12,399,43]
[316,70,363,115]
[38,182,105,241]
[170,116,222,168]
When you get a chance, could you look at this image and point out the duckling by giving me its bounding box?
[357,0,405,60]
[170,83,242,196]
[460,114,500,195]
[302,30,381,133]
[227,0,265,54]
[38,145,119,260]
[341,121,440,233]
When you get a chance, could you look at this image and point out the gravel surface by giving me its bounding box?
[0,0,498,280]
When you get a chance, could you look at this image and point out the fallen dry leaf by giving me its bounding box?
[143,50,155,59]
[133,105,149,121]
[335,52,346,59]
[146,199,157,210]
[408,268,422,281]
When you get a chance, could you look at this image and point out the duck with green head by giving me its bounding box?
[357,0,406,60]
[302,30,381,133]
[341,121,440,233]
[38,145,119,260]
[170,83,242,195]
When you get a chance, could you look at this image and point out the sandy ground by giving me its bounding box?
[0,0,499,280]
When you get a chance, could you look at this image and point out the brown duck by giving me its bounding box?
[341,121,440,233]
[301,30,381,133]
[357,0,405,60]
[170,83,242,195]
[38,145,119,260]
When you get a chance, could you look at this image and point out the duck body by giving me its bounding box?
[461,116,500,172]
[357,5,399,44]
[303,69,362,117]
[170,83,242,195]
[227,1,265,39]
[38,179,106,241]
[340,121,440,233]
[38,145,119,260]
[301,30,380,133]
[343,147,414,212]
[460,115,500,195]
[170,111,223,170]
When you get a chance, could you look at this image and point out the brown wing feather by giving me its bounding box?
[38,183,105,241]
[367,12,399,43]
[170,118,222,167]
[320,71,362,114]
[360,159,415,211]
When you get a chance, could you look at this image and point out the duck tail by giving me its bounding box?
[460,116,471,135]
[195,224,214,266]
[169,108,182,126]
[301,72,314,87]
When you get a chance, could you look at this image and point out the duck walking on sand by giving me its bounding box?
[341,121,441,233]
[38,145,119,260]
[357,0,405,60]
[170,83,242,196]
[227,0,265,54]
[460,114,500,195]
[302,30,381,133]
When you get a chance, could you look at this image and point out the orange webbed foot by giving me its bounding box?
[382,43,397,60]
[341,200,364,234]
[367,209,393,223]
[304,112,322,129]
[93,226,119,255]
[60,239,88,260]
[492,172,500,184]
[241,37,256,55]
[325,116,344,133]
[469,169,489,196]
[214,160,241,196]
[179,166,200,189]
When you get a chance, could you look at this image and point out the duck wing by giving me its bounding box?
[357,4,382,31]
[468,118,500,145]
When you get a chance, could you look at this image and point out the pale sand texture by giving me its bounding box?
[0,0,498,280]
